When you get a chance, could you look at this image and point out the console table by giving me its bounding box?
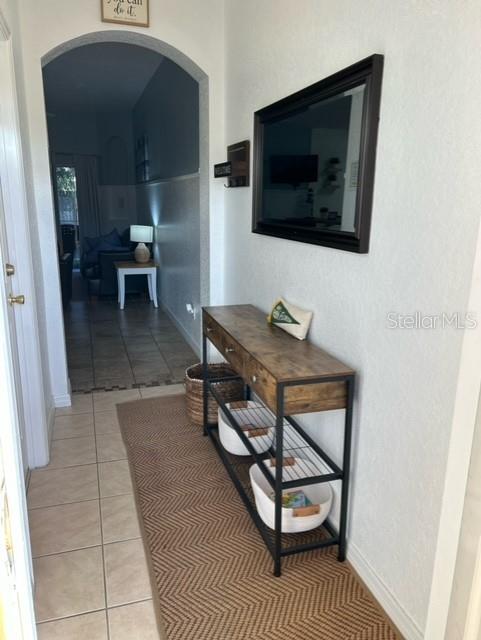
[202,304,355,576]
[114,261,158,310]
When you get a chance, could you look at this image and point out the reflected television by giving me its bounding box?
[252,54,384,253]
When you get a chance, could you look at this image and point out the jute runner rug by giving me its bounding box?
[117,394,401,640]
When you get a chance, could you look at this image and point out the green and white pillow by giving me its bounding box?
[268,298,313,340]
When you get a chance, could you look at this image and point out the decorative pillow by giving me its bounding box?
[85,229,121,252]
[268,298,313,340]
[103,228,121,247]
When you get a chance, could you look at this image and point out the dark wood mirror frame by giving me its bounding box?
[252,54,384,253]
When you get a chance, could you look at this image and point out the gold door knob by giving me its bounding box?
[5,264,15,276]
[8,294,25,305]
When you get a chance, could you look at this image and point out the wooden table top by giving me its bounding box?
[203,304,354,383]
[114,260,157,270]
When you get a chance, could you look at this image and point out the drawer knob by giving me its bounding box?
[206,327,213,332]
[225,347,235,353]
[251,375,257,383]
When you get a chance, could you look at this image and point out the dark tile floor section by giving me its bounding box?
[64,299,198,393]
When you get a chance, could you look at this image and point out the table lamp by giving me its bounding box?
[130,225,153,263]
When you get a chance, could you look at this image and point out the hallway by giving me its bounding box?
[28,386,183,639]
[65,298,197,392]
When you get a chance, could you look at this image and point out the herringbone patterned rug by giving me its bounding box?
[117,394,401,640]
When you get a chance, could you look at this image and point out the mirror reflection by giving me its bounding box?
[261,84,366,234]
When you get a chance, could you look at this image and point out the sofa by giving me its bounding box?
[86,250,148,298]
[80,227,149,299]
[80,227,131,276]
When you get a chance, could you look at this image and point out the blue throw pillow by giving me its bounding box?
[83,229,121,259]
[103,228,121,247]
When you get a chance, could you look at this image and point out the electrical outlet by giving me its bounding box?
[186,303,198,319]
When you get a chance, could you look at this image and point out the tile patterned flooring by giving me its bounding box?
[29,385,184,640]
[64,297,198,392]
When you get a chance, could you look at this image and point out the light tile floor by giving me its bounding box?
[29,385,184,640]
[64,294,198,392]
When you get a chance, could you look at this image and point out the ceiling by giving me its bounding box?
[43,42,163,114]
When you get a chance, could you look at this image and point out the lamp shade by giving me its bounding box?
[130,225,153,243]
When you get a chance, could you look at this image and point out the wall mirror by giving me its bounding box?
[252,55,384,253]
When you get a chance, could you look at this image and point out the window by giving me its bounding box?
[55,166,79,225]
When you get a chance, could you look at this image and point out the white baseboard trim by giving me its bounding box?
[54,392,72,408]
[348,542,423,640]
[161,302,200,356]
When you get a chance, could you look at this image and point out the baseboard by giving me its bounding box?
[161,302,201,356]
[348,542,423,640]
[54,392,72,408]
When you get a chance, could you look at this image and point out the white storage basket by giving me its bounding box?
[218,401,273,456]
[249,459,332,533]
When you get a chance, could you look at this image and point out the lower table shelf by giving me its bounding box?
[207,423,341,561]
[214,393,344,490]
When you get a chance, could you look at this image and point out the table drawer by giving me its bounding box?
[245,357,277,411]
[204,308,348,415]
[220,333,247,378]
[203,313,224,353]
[203,312,247,377]
[245,356,347,414]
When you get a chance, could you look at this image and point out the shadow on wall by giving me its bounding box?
[138,175,200,351]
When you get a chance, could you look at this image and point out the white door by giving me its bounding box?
[0,186,28,473]
[0,194,36,636]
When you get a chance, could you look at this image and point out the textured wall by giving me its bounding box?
[133,58,200,347]
[223,1,481,636]
[137,175,201,350]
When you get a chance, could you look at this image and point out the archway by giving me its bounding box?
[42,31,209,393]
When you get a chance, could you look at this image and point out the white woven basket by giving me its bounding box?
[249,459,332,533]
[218,401,273,456]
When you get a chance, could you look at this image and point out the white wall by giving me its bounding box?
[137,175,201,350]
[133,58,199,180]
[16,0,226,406]
[47,111,99,156]
[133,57,201,348]
[48,109,139,235]
[223,1,481,637]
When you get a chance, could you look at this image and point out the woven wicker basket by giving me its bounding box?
[185,363,244,426]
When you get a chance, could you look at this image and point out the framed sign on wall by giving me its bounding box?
[101,0,149,27]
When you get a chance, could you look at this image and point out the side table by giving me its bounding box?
[114,261,158,310]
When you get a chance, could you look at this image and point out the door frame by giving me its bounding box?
[41,30,211,386]
[0,10,49,469]
[0,16,36,632]
[424,215,481,638]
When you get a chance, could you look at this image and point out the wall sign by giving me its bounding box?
[214,162,232,178]
[101,0,149,27]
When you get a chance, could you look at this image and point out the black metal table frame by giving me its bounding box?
[202,330,355,577]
